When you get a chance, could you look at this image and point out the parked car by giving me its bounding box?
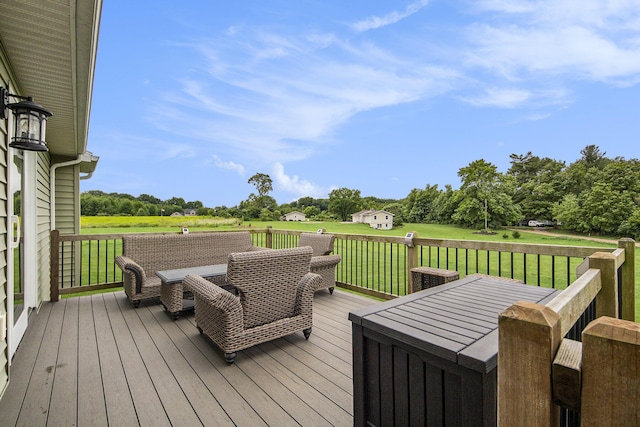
[528,220,545,227]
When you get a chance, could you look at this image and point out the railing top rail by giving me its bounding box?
[58,229,273,241]
[414,237,611,257]
[546,268,602,337]
[612,247,626,268]
[61,228,614,257]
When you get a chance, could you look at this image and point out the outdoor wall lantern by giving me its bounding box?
[0,87,52,152]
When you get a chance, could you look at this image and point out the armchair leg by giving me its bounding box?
[303,328,312,340]
[329,287,334,295]
[132,300,140,308]
[225,352,236,364]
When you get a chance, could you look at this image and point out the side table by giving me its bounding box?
[156,264,227,319]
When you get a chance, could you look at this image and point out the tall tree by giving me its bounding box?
[165,197,186,207]
[508,152,565,220]
[404,185,441,223]
[248,173,273,197]
[329,188,362,221]
[430,185,461,224]
[578,145,608,170]
[457,159,500,232]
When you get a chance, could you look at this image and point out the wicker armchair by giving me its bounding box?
[185,246,322,364]
[298,232,341,294]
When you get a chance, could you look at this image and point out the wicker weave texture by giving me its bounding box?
[298,233,341,292]
[410,267,460,292]
[161,274,226,314]
[186,246,322,359]
[298,233,335,256]
[115,231,264,305]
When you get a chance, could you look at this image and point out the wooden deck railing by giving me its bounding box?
[50,228,631,304]
[498,244,637,426]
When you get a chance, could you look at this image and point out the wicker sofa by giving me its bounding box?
[115,231,266,307]
[185,246,322,364]
[298,232,341,294]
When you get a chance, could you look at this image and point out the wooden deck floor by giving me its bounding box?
[0,289,376,426]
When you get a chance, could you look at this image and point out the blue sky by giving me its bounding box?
[84,0,640,208]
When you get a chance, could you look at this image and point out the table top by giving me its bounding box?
[156,264,227,285]
[349,275,558,373]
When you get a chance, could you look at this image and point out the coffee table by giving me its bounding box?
[157,264,228,319]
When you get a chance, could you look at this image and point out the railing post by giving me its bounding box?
[618,238,635,321]
[581,316,640,426]
[50,229,60,302]
[498,301,561,426]
[588,252,619,318]
[265,226,273,249]
[405,232,418,294]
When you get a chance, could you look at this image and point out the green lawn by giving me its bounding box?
[80,217,637,317]
[81,217,616,248]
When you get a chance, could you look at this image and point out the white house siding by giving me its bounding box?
[368,212,393,230]
[0,61,10,398]
[351,211,368,223]
[285,212,305,221]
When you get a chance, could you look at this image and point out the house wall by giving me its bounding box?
[54,165,78,234]
[286,212,305,221]
[365,212,394,230]
[0,51,55,398]
[53,165,78,289]
[0,50,11,399]
[351,212,366,223]
[36,153,51,302]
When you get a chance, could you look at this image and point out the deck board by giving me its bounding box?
[18,298,65,427]
[105,292,173,427]
[47,296,79,426]
[96,293,148,427]
[78,294,109,426]
[0,288,378,426]
[0,302,52,425]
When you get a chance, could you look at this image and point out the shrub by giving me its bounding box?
[512,231,521,239]
[502,233,509,239]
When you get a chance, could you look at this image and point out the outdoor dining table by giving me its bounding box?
[349,274,559,426]
[156,264,228,319]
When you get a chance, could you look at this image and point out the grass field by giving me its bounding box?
[79,216,638,317]
[81,216,616,248]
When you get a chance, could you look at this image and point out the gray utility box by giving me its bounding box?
[349,275,558,427]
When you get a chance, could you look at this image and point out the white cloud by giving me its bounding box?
[271,162,331,199]
[462,88,531,108]
[351,0,429,32]
[146,0,640,174]
[212,155,245,176]
[465,2,640,84]
[473,0,536,14]
[103,132,196,161]
[467,25,640,82]
[524,112,551,121]
[150,33,459,166]
[461,86,570,110]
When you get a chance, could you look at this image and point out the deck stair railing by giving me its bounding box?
[498,240,637,426]
[50,228,628,304]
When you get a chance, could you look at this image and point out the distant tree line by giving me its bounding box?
[399,145,640,238]
[80,191,209,217]
[80,145,640,239]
